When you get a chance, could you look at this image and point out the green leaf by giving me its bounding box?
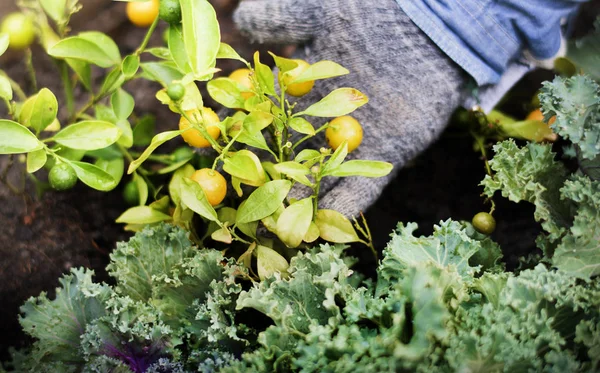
[211,226,232,243]
[169,163,195,205]
[222,150,267,186]
[217,42,247,64]
[292,60,349,84]
[132,115,156,147]
[116,206,172,224]
[289,117,315,135]
[40,0,67,22]
[256,245,289,280]
[0,33,9,56]
[106,224,198,301]
[295,149,321,163]
[121,54,140,78]
[304,221,319,243]
[207,78,246,109]
[180,177,219,222]
[70,161,117,191]
[21,88,58,134]
[140,62,184,87]
[553,176,600,279]
[19,268,109,366]
[314,209,359,243]
[48,32,120,68]
[26,149,47,173]
[116,119,134,148]
[276,198,313,248]
[322,141,348,175]
[0,75,12,101]
[111,89,135,120]
[324,160,393,178]
[230,112,273,152]
[180,0,220,77]
[132,172,148,206]
[95,157,125,186]
[0,120,43,154]
[301,88,368,117]
[54,121,121,150]
[168,25,192,73]
[128,130,181,174]
[268,52,299,73]
[236,180,292,224]
[481,140,571,244]
[380,220,482,282]
[66,59,92,91]
[98,67,124,97]
[540,75,600,159]
[144,47,171,60]
[253,52,276,96]
[273,162,313,186]
[499,119,555,142]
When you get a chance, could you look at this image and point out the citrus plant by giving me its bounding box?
[0,0,392,279]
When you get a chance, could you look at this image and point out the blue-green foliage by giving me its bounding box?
[4,219,600,372]
[5,74,600,372]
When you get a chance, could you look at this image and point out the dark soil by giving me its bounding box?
[0,0,597,363]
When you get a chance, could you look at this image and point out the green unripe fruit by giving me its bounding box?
[48,163,77,191]
[159,0,182,24]
[123,181,140,206]
[172,146,194,162]
[1,12,35,50]
[162,27,169,45]
[167,83,185,101]
[472,212,496,235]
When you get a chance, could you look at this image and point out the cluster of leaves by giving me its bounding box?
[2,224,251,372]
[0,0,391,276]
[4,221,599,372]
[481,74,600,280]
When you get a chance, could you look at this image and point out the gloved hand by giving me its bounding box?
[234,0,467,218]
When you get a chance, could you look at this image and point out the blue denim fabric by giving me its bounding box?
[396,0,586,86]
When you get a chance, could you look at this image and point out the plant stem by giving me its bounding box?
[135,17,159,56]
[25,48,37,93]
[292,122,328,151]
[59,62,75,117]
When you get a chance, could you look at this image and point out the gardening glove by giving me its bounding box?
[234,0,468,218]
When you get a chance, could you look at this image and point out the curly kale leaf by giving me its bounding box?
[446,265,600,372]
[553,176,600,279]
[379,219,497,285]
[107,223,197,301]
[18,268,111,370]
[236,244,353,334]
[540,75,600,160]
[81,295,172,373]
[481,140,573,249]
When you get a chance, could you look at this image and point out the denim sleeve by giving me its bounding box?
[396,0,587,86]
[494,0,587,59]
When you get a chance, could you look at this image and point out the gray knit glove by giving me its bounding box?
[234,0,467,218]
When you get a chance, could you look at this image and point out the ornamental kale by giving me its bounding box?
[4,73,600,373]
[3,220,599,372]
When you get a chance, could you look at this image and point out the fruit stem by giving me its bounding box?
[292,122,329,151]
[180,109,223,152]
[135,16,159,56]
[213,128,243,170]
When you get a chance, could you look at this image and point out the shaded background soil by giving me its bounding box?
[0,0,598,361]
